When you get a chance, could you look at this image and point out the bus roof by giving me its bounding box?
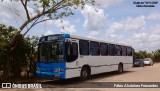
[42,33,132,47]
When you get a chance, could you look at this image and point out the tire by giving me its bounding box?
[117,64,123,74]
[80,67,90,81]
[150,64,153,66]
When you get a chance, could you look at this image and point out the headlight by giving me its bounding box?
[54,68,64,72]
[37,67,40,71]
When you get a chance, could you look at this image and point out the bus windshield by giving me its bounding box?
[38,42,64,62]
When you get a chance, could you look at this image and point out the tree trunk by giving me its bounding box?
[3,47,13,80]
[3,56,11,80]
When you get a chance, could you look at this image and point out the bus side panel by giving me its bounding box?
[89,56,111,74]
[65,68,81,79]
[77,56,133,75]
[65,62,81,79]
[123,56,133,69]
[65,56,133,79]
[108,56,133,71]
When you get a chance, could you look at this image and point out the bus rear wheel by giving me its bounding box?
[80,67,90,81]
[117,64,123,74]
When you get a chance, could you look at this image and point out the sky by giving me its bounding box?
[0,0,160,52]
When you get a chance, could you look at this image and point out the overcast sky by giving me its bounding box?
[0,0,160,52]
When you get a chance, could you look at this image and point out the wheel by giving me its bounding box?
[150,63,153,66]
[80,67,90,81]
[117,64,123,74]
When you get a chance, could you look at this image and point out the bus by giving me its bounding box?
[36,34,133,80]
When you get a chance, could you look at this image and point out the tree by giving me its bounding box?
[0,24,38,78]
[152,49,160,62]
[133,50,160,63]
[25,36,39,77]
[1,0,96,79]
[133,50,152,60]
[0,24,16,70]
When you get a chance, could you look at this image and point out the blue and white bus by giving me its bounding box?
[36,34,133,80]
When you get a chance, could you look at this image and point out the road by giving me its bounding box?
[2,63,160,91]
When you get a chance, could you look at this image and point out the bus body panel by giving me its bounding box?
[65,68,81,79]
[65,56,133,79]
[66,56,133,78]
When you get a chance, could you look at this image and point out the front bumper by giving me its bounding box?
[144,61,151,65]
[36,71,65,79]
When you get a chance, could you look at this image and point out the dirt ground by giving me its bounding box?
[1,63,160,91]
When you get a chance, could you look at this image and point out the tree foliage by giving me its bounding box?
[1,0,96,35]
[134,50,151,59]
[134,50,160,62]
[0,24,18,70]
[152,49,160,62]
[0,24,38,78]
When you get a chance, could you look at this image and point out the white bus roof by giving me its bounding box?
[69,34,132,47]
[41,33,132,47]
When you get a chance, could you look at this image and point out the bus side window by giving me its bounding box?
[79,40,89,55]
[66,42,78,62]
[116,45,122,56]
[122,46,127,56]
[127,47,132,56]
[109,44,116,56]
[100,43,108,56]
[90,41,100,56]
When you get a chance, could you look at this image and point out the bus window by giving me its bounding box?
[109,44,116,56]
[90,41,100,56]
[116,45,122,56]
[66,42,78,62]
[127,47,132,56]
[100,43,108,56]
[79,40,89,55]
[38,42,64,62]
[122,46,127,56]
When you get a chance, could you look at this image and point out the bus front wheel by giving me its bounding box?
[80,67,90,81]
